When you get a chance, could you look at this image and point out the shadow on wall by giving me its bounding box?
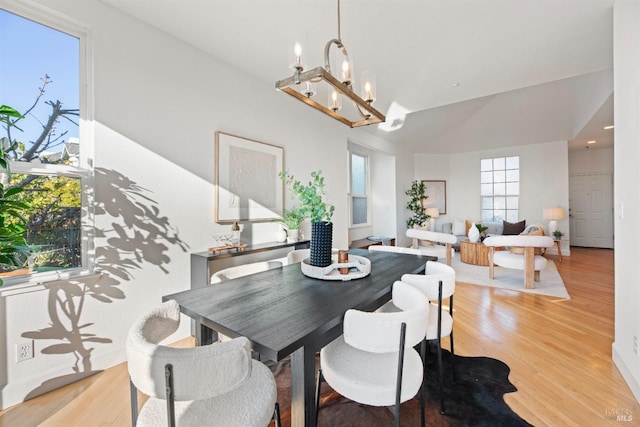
[20,168,189,402]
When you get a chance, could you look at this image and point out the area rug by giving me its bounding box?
[267,350,532,427]
[451,256,570,299]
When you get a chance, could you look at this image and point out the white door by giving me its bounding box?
[569,173,614,248]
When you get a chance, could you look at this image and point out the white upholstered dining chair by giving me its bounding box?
[286,248,310,264]
[316,281,430,427]
[126,299,280,427]
[368,244,424,255]
[399,261,456,414]
[210,260,283,284]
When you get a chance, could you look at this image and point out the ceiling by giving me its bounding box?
[101,0,615,154]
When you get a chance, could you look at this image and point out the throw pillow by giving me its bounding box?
[503,219,526,235]
[510,223,546,255]
[452,218,466,235]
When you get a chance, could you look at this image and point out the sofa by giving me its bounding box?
[440,219,529,250]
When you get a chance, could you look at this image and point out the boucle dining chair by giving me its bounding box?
[316,281,430,427]
[210,260,283,284]
[286,248,310,264]
[368,244,424,255]
[400,261,456,415]
[126,299,281,427]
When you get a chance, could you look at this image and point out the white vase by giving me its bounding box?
[468,224,480,243]
[275,226,287,243]
[287,228,299,243]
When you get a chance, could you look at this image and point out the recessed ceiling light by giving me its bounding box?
[451,82,460,87]
[587,140,597,144]
[604,125,614,130]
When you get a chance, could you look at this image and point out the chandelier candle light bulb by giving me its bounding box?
[294,42,302,69]
[330,90,341,111]
[342,60,351,84]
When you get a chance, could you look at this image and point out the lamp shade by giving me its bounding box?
[543,207,565,220]
[425,207,440,218]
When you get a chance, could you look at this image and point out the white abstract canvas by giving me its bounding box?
[216,132,284,222]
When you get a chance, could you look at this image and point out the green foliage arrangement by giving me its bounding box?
[475,223,489,234]
[279,207,305,230]
[0,183,31,281]
[405,180,429,228]
[0,104,32,283]
[0,105,24,174]
[552,230,564,240]
[279,170,335,223]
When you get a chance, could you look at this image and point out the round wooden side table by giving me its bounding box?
[460,241,497,266]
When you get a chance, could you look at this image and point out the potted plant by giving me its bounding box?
[552,230,564,240]
[405,180,429,228]
[476,223,489,241]
[280,170,335,267]
[279,207,304,242]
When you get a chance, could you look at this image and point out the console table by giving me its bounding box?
[191,240,310,289]
[349,237,396,249]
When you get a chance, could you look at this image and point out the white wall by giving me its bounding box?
[569,147,614,175]
[612,0,640,403]
[415,141,570,255]
[0,0,396,409]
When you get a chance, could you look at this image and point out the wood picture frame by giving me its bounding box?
[215,131,284,222]
[421,180,446,214]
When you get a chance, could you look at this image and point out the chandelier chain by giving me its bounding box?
[337,0,342,41]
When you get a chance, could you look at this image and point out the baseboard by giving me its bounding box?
[612,342,640,404]
[0,346,125,410]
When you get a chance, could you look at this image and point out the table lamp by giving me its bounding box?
[543,207,565,235]
[425,207,440,231]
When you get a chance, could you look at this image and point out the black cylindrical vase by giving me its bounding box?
[310,221,333,267]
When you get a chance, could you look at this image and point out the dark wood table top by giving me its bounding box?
[164,249,433,362]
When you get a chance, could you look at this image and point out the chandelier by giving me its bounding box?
[275,0,385,128]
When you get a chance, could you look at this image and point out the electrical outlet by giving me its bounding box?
[16,339,33,362]
[634,335,638,356]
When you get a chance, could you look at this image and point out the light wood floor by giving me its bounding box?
[1,247,638,426]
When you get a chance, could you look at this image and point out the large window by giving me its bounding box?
[481,156,519,222]
[349,151,369,226]
[0,6,90,284]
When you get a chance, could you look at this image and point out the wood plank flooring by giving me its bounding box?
[0,247,638,426]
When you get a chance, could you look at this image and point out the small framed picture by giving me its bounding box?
[421,180,446,214]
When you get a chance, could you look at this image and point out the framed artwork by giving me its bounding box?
[421,180,446,214]
[215,131,284,222]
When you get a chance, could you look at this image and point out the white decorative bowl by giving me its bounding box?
[300,254,371,281]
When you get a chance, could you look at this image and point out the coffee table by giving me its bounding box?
[460,241,500,266]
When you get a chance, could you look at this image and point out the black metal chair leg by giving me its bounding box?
[315,369,324,427]
[420,338,426,427]
[437,337,445,414]
[129,379,138,427]
[273,402,281,427]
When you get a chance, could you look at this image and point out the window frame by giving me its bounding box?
[480,156,519,223]
[348,149,370,228]
[0,1,94,287]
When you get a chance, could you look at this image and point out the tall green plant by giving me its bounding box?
[405,180,429,228]
[0,104,31,283]
[279,170,335,223]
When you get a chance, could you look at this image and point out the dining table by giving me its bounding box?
[163,248,434,427]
